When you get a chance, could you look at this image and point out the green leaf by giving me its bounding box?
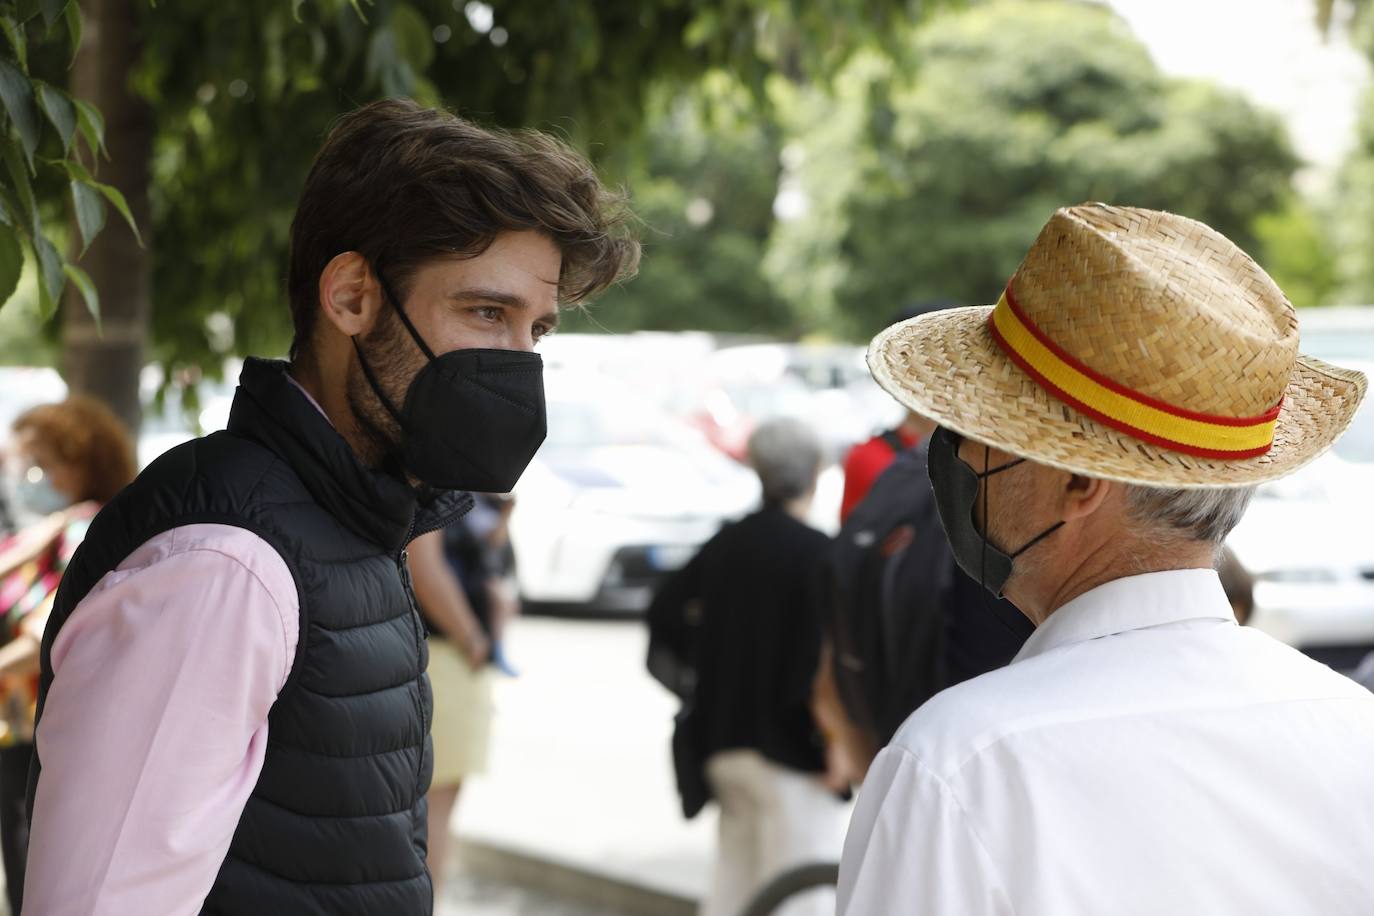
[15,0,43,24]
[40,0,67,31]
[390,4,434,72]
[64,158,140,244]
[64,0,82,62]
[35,81,76,152]
[292,0,307,23]
[63,261,99,329]
[684,11,720,50]
[1,17,28,73]
[0,227,22,308]
[58,155,90,181]
[32,233,63,320]
[71,179,105,252]
[94,179,140,245]
[73,96,105,157]
[348,0,370,25]
[0,57,41,168]
[0,142,36,232]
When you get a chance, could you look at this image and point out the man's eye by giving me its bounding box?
[473,306,501,321]
[533,324,554,341]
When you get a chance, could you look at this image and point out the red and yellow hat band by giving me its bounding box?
[987,286,1281,460]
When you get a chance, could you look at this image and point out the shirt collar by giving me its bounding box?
[1012,568,1236,665]
[285,373,332,427]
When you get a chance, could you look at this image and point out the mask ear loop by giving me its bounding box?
[350,265,421,433]
[350,265,435,431]
[1010,519,1065,559]
[350,336,407,428]
[374,267,438,362]
[977,444,1031,637]
[980,445,991,594]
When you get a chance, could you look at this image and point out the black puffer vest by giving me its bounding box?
[29,358,472,915]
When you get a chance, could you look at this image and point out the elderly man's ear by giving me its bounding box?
[1059,472,1114,523]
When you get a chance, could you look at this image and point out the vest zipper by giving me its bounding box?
[396,492,472,868]
[396,525,431,849]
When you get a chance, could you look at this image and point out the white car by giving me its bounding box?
[509,371,761,613]
[1227,309,1374,670]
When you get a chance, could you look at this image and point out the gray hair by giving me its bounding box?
[1124,484,1257,547]
[748,417,823,504]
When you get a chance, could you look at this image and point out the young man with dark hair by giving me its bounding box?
[22,98,637,916]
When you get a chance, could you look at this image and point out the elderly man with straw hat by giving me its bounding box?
[837,203,1374,915]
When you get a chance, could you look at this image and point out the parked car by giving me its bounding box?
[509,370,761,614]
[691,342,903,464]
[1227,307,1374,670]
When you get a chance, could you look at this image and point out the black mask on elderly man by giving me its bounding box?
[350,271,548,493]
[927,426,1064,598]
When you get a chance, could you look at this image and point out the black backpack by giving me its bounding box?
[831,439,1033,751]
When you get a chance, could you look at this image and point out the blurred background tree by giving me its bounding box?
[2,0,1361,432]
[1328,1,1374,305]
[6,0,937,429]
[561,76,795,336]
[0,0,135,380]
[765,0,1301,338]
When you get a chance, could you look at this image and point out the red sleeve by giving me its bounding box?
[841,439,896,524]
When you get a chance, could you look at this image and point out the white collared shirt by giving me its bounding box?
[838,569,1374,916]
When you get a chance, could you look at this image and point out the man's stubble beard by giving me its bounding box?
[345,307,421,472]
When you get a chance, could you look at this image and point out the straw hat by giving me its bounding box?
[868,203,1368,488]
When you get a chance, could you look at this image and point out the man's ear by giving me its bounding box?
[1061,471,1113,523]
[317,252,383,339]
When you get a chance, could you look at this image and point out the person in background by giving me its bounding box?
[838,303,952,524]
[442,493,521,675]
[24,99,637,916]
[648,418,846,916]
[0,396,136,913]
[406,493,519,897]
[815,416,1032,789]
[0,479,15,540]
[839,410,931,524]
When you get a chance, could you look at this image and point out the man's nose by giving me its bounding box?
[508,321,538,354]
[507,325,538,353]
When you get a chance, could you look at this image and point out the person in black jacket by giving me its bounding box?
[23,99,638,916]
[648,417,844,916]
[815,436,1032,786]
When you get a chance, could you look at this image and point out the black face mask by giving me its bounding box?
[351,272,547,493]
[927,426,1063,598]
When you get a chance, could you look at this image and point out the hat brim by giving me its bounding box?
[869,306,1368,489]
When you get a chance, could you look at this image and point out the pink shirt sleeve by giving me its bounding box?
[24,523,299,916]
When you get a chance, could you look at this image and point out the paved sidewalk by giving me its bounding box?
[443,616,851,911]
[438,865,638,916]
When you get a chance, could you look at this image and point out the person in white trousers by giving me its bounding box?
[649,418,847,916]
[703,750,843,916]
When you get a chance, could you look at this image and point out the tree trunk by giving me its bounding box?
[60,0,150,435]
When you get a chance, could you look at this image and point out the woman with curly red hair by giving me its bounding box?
[0,395,135,911]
